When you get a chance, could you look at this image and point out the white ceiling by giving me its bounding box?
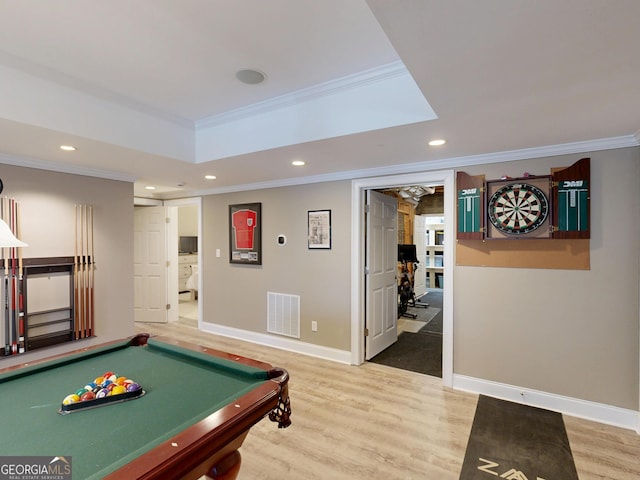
[0,0,638,198]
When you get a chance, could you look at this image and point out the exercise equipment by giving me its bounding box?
[397,244,429,319]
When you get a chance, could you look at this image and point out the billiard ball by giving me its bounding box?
[96,388,110,398]
[62,394,80,405]
[126,383,141,392]
[111,385,126,395]
[80,391,96,401]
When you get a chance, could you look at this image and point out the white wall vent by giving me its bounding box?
[267,292,300,338]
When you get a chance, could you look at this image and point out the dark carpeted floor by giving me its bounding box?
[369,289,443,377]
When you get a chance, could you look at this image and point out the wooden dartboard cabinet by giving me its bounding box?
[456,157,590,269]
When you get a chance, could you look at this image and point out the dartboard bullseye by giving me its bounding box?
[488,183,549,235]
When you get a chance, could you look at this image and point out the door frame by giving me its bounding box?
[165,196,202,328]
[351,170,455,387]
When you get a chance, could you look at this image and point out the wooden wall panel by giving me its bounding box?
[456,239,590,270]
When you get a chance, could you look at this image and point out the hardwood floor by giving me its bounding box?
[135,320,640,479]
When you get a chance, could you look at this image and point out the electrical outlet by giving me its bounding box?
[311,321,317,332]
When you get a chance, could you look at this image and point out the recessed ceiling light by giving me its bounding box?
[292,160,305,166]
[145,186,156,190]
[60,145,76,151]
[428,139,446,146]
[236,69,266,85]
[205,175,217,180]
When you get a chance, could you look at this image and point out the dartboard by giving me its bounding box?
[488,183,549,235]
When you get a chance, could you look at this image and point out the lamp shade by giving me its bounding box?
[0,219,27,247]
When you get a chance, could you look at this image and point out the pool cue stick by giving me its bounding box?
[81,204,87,338]
[88,205,94,337]
[73,205,78,339]
[81,204,88,338]
[10,198,17,354]
[16,201,24,353]
[2,197,8,355]
[78,204,84,339]
[78,204,83,338]
[78,205,84,339]
[4,197,11,354]
[85,204,89,337]
[0,217,4,354]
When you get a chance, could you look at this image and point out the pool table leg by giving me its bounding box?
[206,450,241,480]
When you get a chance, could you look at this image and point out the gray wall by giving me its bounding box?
[0,164,134,368]
[453,148,639,410]
[202,181,352,350]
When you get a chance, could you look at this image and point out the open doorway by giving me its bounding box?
[166,197,202,330]
[351,170,454,387]
[177,204,199,326]
[368,185,445,378]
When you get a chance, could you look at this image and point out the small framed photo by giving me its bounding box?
[229,202,262,264]
[308,210,331,249]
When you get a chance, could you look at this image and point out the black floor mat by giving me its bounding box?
[368,330,442,377]
[460,395,578,480]
[369,289,443,376]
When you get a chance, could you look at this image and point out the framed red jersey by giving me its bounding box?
[229,203,262,265]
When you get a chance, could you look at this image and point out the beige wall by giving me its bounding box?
[199,148,639,411]
[2,145,638,414]
[202,181,352,350]
[178,205,198,236]
[0,164,134,368]
[453,147,640,410]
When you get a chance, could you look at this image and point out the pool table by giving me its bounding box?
[0,333,291,480]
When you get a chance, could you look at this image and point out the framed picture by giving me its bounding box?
[308,210,331,249]
[229,203,262,264]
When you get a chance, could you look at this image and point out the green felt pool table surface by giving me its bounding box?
[0,334,291,480]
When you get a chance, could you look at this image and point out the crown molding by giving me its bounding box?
[0,49,193,129]
[3,134,637,199]
[0,151,137,183]
[166,134,639,199]
[195,61,408,129]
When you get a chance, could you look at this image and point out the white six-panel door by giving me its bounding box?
[365,190,398,359]
[134,206,171,323]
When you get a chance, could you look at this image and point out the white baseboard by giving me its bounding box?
[199,321,352,364]
[453,374,639,432]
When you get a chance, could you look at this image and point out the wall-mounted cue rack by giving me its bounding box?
[23,257,75,352]
[0,257,72,356]
[0,204,95,357]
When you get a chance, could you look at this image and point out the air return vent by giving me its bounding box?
[267,292,300,338]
